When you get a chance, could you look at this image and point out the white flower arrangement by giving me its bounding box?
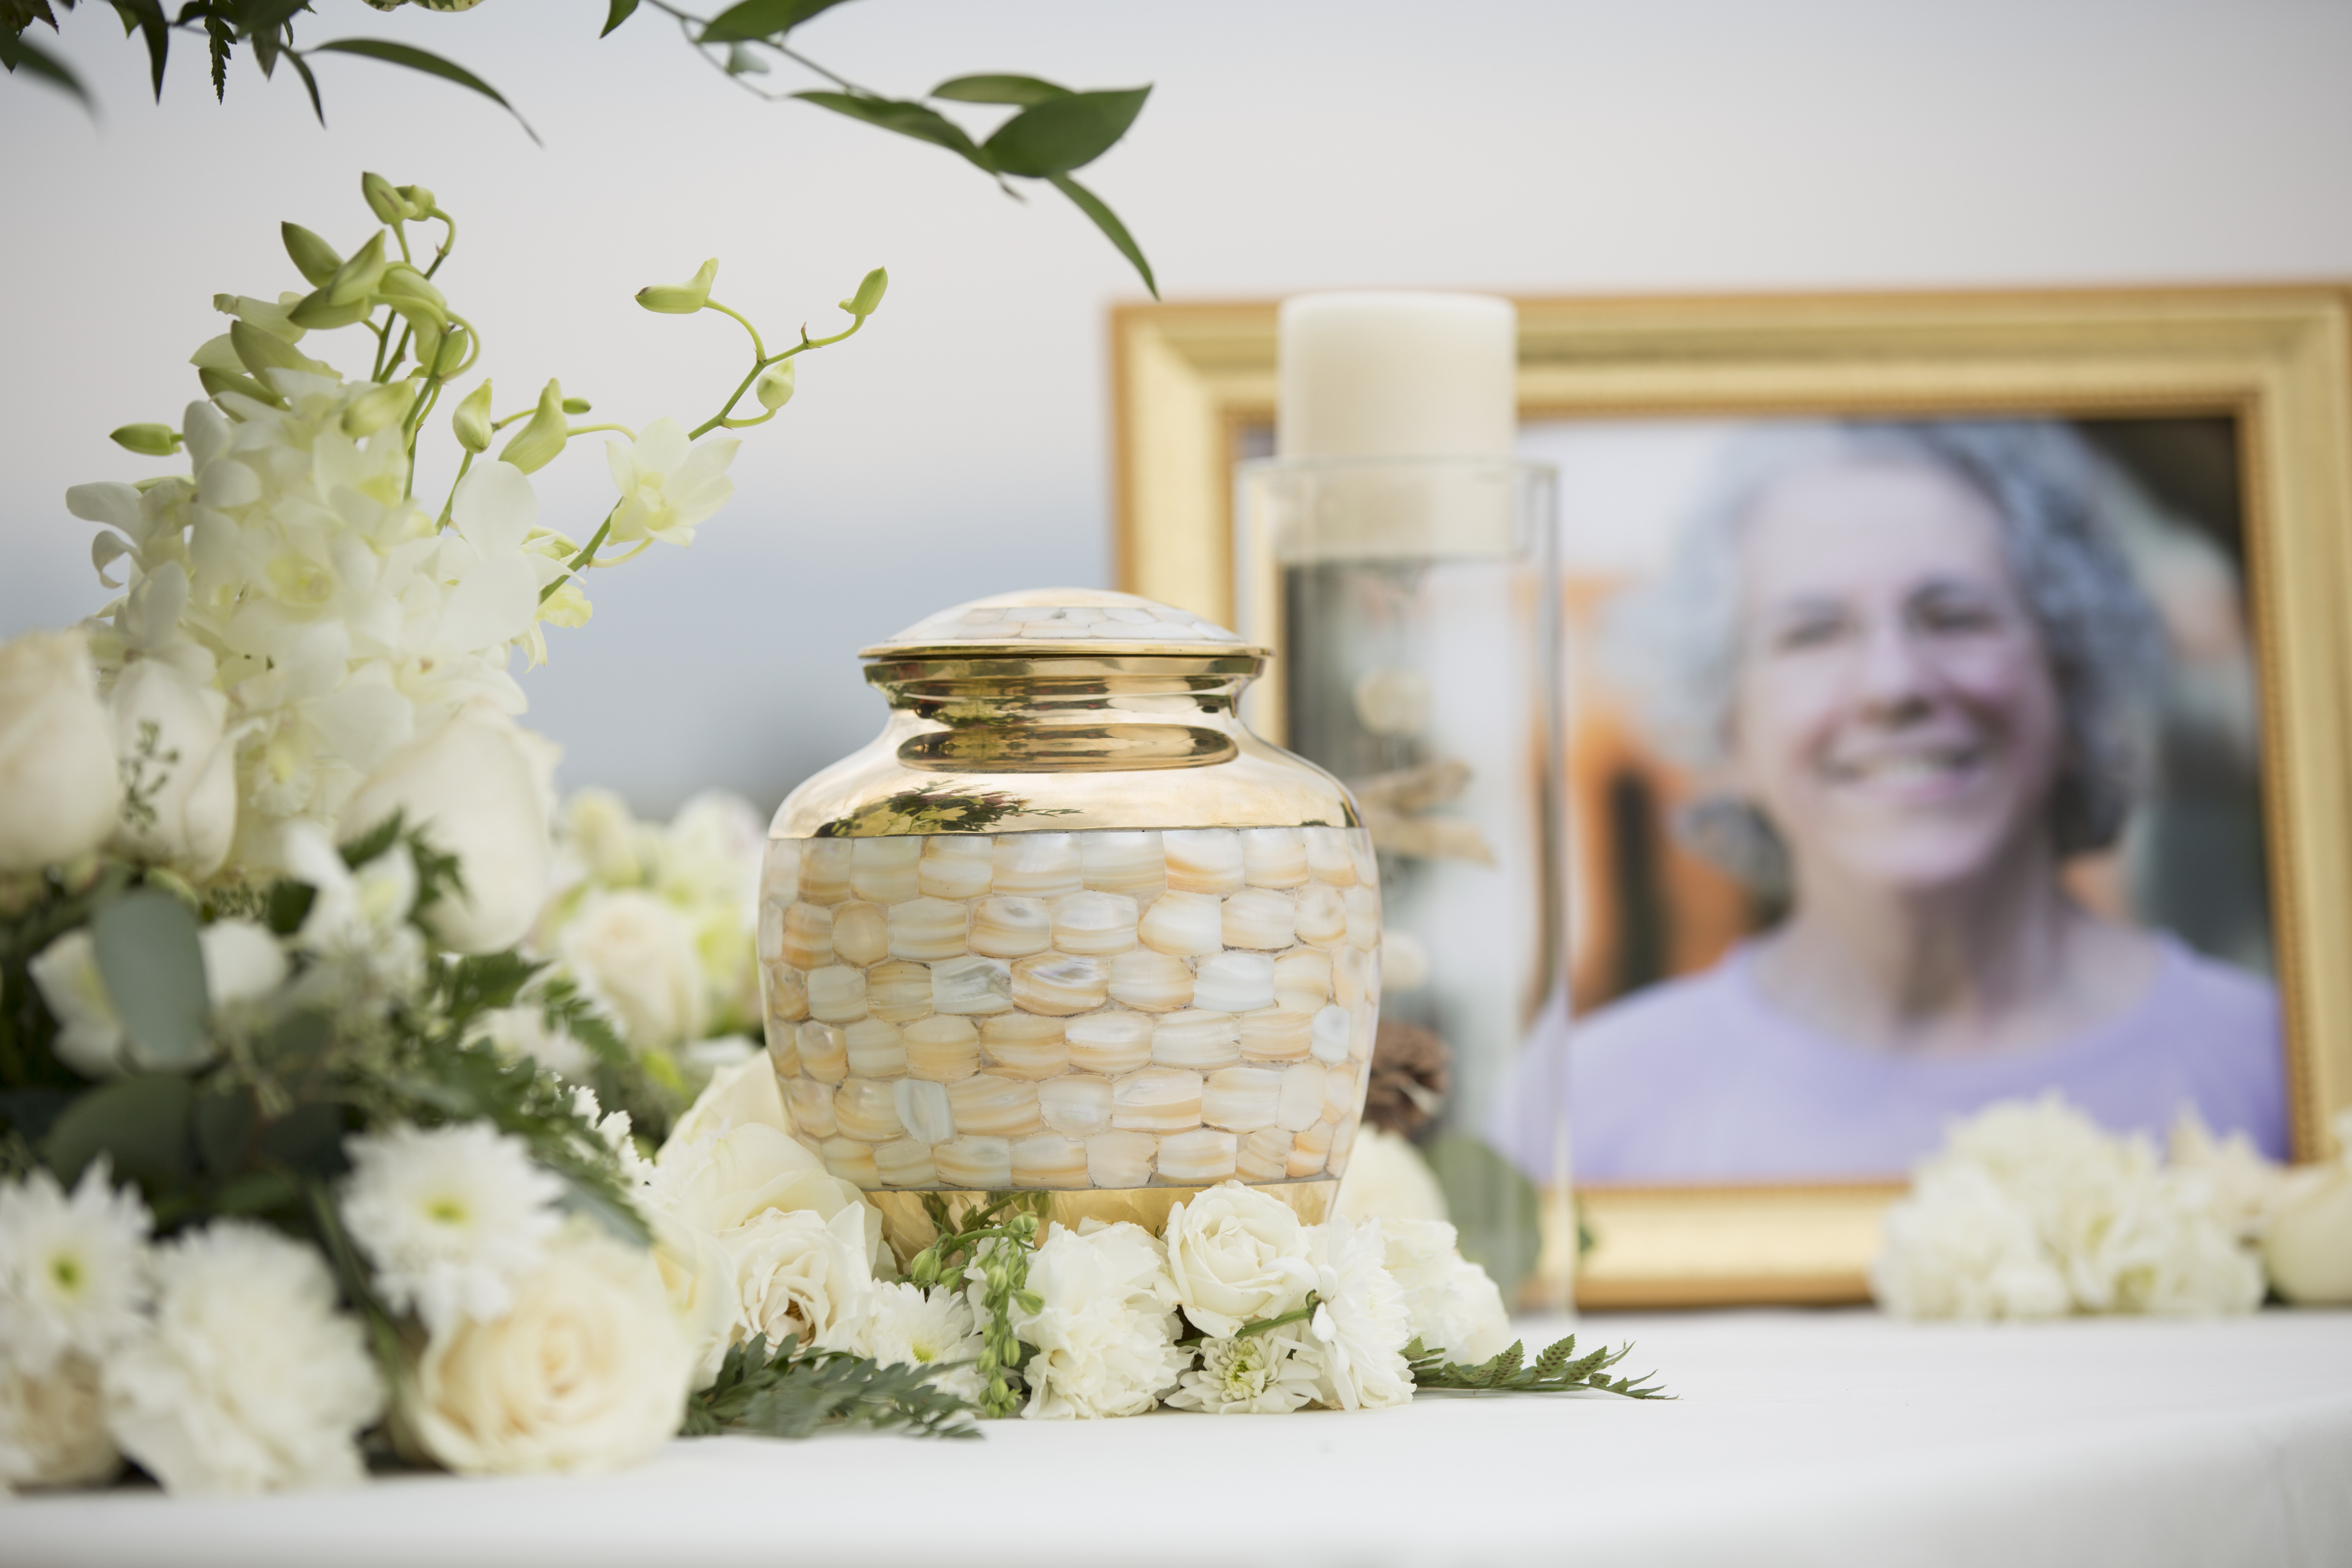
[1869,1093,2352,1320]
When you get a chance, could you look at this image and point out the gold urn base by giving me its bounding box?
[870,1179,1339,1269]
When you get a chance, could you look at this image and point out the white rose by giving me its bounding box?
[644,1208,742,1391]
[102,1221,383,1494]
[558,888,707,1049]
[405,1219,694,1475]
[650,1122,871,1244]
[1163,1181,1316,1338]
[665,1054,793,1148]
[2264,1165,2352,1305]
[106,657,236,878]
[1380,1218,1514,1363]
[0,630,122,875]
[0,1354,120,1489]
[1336,1126,1450,1227]
[341,701,555,953]
[561,787,646,885]
[727,1205,875,1354]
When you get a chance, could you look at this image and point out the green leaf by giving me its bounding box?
[599,0,639,36]
[92,889,212,1071]
[982,87,1147,178]
[44,1075,196,1187]
[931,73,1067,107]
[0,29,94,109]
[108,0,170,102]
[305,39,537,143]
[1425,1131,1542,1298]
[284,45,323,124]
[229,0,313,41]
[793,89,989,165]
[204,8,232,101]
[697,0,857,45]
[1047,174,1157,298]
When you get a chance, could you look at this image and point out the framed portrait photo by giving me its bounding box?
[1109,285,2352,1307]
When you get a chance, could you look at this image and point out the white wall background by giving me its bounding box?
[5,0,2348,820]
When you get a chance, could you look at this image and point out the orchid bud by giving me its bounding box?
[398,183,437,217]
[326,232,389,308]
[282,223,343,288]
[498,379,568,474]
[562,397,591,414]
[109,424,184,457]
[361,172,406,226]
[289,287,374,331]
[840,266,888,318]
[452,379,494,453]
[754,359,796,410]
[198,366,284,410]
[432,324,471,378]
[341,381,418,439]
[635,258,717,314]
[378,265,448,313]
[229,320,325,384]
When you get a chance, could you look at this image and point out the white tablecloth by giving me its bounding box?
[10,1307,2351,1568]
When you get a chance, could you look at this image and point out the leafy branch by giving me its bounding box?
[1404,1333,1672,1399]
[4,0,1158,294]
[906,1189,1049,1417]
[682,1333,981,1440]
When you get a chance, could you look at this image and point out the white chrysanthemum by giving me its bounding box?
[102,1220,383,1495]
[1296,1216,1414,1410]
[2169,1108,2285,1243]
[339,1121,565,1333]
[0,1158,153,1377]
[1873,1163,2073,1320]
[1011,1220,1191,1420]
[1380,1218,1514,1363]
[729,1205,876,1355]
[862,1281,989,1404]
[0,1354,120,1489]
[1165,1330,1320,1415]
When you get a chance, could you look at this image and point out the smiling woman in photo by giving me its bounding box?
[1529,421,2286,1182]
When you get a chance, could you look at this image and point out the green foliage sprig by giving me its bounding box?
[2,0,1158,294]
[1405,1333,1672,1400]
[906,1189,1048,1418]
[683,1333,981,1440]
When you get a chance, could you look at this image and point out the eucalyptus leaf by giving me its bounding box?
[793,89,989,164]
[45,1075,196,1187]
[92,889,212,1072]
[981,86,1148,177]
[307,39,537,143]
[194,1084,258,1175]
[1048,173,1158,298]
[931,73,1067,107]
[699,0,860,45]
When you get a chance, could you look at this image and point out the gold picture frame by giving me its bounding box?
[1109,285,2352,1307]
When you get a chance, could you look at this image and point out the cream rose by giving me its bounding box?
[0,1354,120,1489]
[106,656,236,878]
[1163,1181,1316,1338]
[1336,1127,1450,1227]
[728,1205,875,1354]
[0,630,122,875]
[664,1054,793,1148]
[644,1208,742,1390]
[557,888,707,1050]
[342,702,556,954]
[405,1219,694,1475]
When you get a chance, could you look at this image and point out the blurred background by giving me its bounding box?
[4,0,2349,821]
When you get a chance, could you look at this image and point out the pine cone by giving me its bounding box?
[1362,1019,1453,1137]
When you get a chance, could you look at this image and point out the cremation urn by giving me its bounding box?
[760,588,1379,1232]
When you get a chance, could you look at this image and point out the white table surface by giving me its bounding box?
[9,1306,2350,1568]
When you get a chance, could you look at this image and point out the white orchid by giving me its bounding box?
[604,418,738,548]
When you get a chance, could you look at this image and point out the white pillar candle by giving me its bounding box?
[1277,292,1517,460]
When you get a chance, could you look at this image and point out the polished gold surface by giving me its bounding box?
[771,650,1361,838]
[871,1180,1339,1270]
[1110,285,2352,1304]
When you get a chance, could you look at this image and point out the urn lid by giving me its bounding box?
[861,586,1265,660]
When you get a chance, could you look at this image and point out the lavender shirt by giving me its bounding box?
[1499,935,2286,1183]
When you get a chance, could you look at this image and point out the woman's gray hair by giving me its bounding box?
[1608,420,2169,893]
